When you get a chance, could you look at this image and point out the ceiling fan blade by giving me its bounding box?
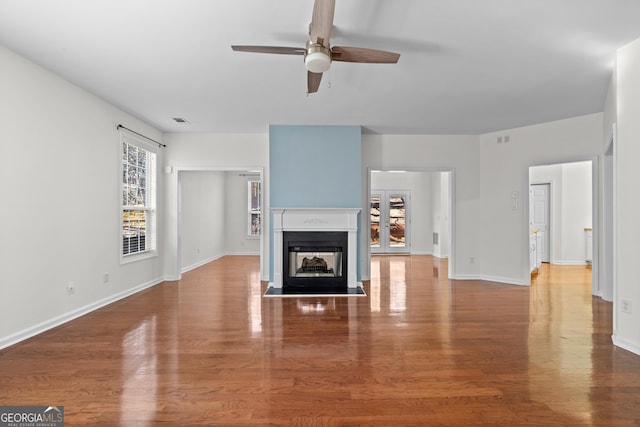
[231,45,306,55]
[307,71,323,94]
[309,0,335,45]
[331,46,400,63]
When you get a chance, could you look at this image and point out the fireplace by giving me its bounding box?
[283,231,348,292]
[270,208,361,290]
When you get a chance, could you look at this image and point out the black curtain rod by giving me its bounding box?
[117,124,166,148]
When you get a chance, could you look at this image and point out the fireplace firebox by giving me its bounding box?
[283,231,348,293]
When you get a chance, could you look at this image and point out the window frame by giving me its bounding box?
[120,129,158,264]
[247,178,261,238]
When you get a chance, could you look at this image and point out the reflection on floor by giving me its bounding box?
[1,255,638,426]
[264,286,366,297]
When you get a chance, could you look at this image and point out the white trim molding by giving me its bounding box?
[0,277,165,350]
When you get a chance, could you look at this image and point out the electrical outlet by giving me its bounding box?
[621,299,632,314]
[103,273,109,283]
[67,281,75,295]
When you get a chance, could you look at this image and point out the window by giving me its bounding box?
[248,179,261,237]
[121,131,157,260]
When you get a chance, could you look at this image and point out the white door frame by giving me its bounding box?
[172,166,265,281]
[366,168,455,280]
[603,124,616,307]
[525,159,598,291]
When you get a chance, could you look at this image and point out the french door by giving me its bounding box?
[370,191,410,253]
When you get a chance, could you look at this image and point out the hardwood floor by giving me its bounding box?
[1,256,640,426]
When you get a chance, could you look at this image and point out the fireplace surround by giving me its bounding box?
[270,208,361,290]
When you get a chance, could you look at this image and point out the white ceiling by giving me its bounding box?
[2,0,640,135]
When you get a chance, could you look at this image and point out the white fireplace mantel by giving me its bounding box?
[270,208,361,289]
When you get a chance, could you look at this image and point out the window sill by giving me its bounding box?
[121,250,158,265]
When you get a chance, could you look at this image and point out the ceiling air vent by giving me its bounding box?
[172,117,190,123]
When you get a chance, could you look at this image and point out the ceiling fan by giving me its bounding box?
[231,0,400,93]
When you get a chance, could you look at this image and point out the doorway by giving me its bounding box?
[370,191,410,253]
[367,170,453,278]
[176,168,264,277]
[528,161,593,284]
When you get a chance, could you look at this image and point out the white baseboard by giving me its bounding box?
[180,253,225,274]
[481,275,528,286]
[408,251,449,259]
[181,252,259,274]
[225,251,260,256]
[0,276,164,350]
[551,260,590,266]
[612,334,640,356]
[451,274,527,286]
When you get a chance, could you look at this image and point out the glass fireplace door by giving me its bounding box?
[283,231,348,292]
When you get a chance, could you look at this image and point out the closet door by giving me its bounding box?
[530,184,550,262]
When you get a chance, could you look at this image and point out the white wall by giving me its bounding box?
[363,122,600,286]
[560,162,592,263]
[370,171,433,255]
[613,37,640,354]
[0,46,165,348]
[599,73,617,302]
[163,133,269,280]
[362,135,480,280]
[432,172,451,258]
[369,170,451,257]
[225,172,261,255]
[530,161,592,265]
[179,171,262,272]
[479,114,602,285]
[180,171,226,272]
[179,171,261,273]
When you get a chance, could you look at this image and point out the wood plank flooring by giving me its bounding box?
[1,256,640,426]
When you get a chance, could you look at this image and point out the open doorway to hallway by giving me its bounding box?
[370,170,452,277]
[178,169,263,275]
[528,161,594,291]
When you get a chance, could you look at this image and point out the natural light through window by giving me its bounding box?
[248,179,261,237]
[121,131,157,261]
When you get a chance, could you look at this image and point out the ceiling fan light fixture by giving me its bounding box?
[305,42,331,73]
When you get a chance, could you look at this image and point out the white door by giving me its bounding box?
[530,184,550,262]
[371,191,410,253]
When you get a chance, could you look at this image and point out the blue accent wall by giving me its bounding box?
[270,125,361,208]
[269,125,362,281]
